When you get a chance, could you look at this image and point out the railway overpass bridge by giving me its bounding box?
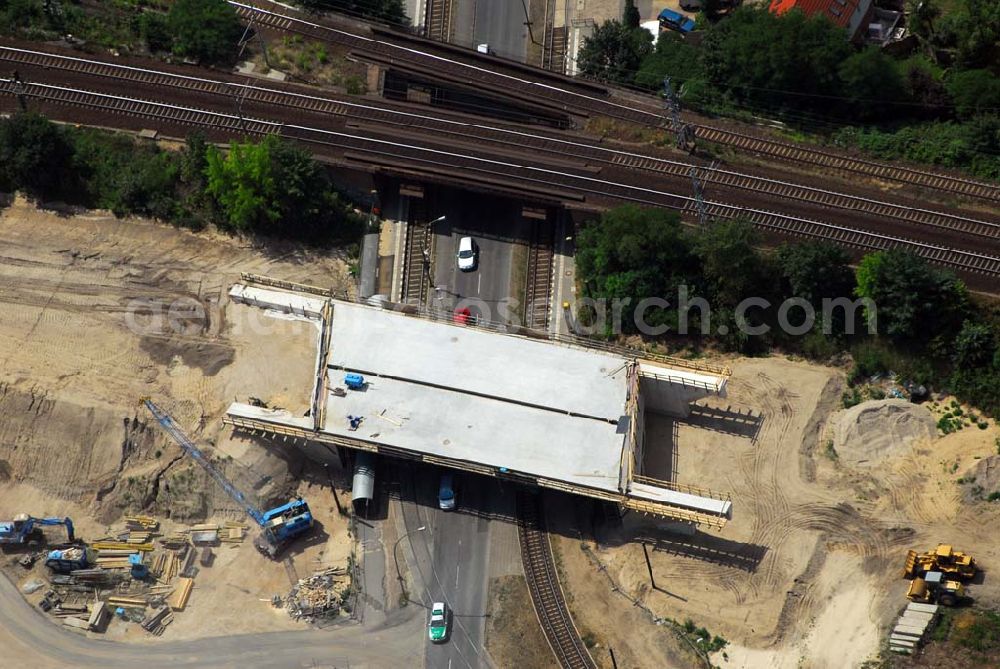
[223,274,734,529]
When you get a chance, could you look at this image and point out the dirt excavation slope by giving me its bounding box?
[553,356,1000,669]
[0,197,356,630]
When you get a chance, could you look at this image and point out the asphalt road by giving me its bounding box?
[450,0,529,60]
[472,0,530,61]
[396,464,493,669]
[430,192,531,323]
[0,568,423,669]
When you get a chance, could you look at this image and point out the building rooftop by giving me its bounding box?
[769,0,864,29]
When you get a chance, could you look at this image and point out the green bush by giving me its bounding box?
[0,112,75,200]
[168,0,243,65]
[204,135,364,243]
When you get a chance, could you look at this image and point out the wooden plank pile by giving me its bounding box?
[167,577,194,611]
[92,540,154,552]
[141,607,173,636]
[125,515,160,531]
[285,567,348,621]
[220,521,247,544]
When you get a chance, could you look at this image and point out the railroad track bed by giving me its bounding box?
[691,125,1000,204]
[229,2,1000,205]
[3,77,998,282]
[8,42,994,244]
[524,223,556,331]
[516,491,596,669]
[401,216,431,305]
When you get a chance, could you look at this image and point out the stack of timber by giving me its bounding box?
[92,540,154,552]
[125,515,160,531]
[167,577,194,611]
[286,567,348,620]
[220,522,246,544]
[159,534,190,550]
[141,607,174,636]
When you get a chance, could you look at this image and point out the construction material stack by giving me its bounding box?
[890,602,940,654]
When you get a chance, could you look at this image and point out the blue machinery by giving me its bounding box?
[142,399,313,558]
[0,515,75,545]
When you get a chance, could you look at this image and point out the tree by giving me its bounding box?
[699,6,852,114]
[953,0,1000,69]
[0,112,74,200]
[577,20,653,85]
[838,49,909,120]
[168,0,243,65]
[952,320,997,370]
[623,0,641,30]
[693,218,772,309]
[777,241,854,306]
[139,11,172,53]
[204,135,362,243]
[635,32,706,92]
[950,320,1000,419]
[906,0,940,47]
[947,69,1000,120]
[854,249,970,348]
[575,206,697,333]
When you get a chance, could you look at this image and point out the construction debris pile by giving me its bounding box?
[23,515,247,636]
[283,566,349,621]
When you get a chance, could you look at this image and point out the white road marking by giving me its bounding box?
[477,274,482,295]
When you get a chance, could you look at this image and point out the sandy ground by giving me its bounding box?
[0,197,357,640]
[484,575,553,669]
[552,355,1000,669]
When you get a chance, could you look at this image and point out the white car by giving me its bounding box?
[428,602,449,643]
[456,236,477,272]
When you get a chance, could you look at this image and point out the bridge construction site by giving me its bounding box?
[225,275,734,528]
[2,1,1000,667]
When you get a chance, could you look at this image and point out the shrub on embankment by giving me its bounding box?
[0,113,363,245]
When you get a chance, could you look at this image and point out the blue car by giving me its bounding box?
[658,8,696,34]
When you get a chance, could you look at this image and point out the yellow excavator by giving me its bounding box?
[906,571,964,607]
[902,544,977,581]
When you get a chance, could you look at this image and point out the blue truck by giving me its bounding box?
[658,8,696,34]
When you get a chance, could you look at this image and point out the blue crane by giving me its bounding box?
[141,399,313,558]
[0,514,75,545]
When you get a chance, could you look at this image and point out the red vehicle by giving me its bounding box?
[453,307,474,325]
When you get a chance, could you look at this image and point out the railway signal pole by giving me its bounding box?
[690,166,709,226]
[663,77,695,153]
[12,70,27,111]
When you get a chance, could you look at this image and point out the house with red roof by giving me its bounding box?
[769,0,877,43]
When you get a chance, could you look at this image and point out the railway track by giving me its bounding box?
[5,45,994,243]
[226,1,1000,204]
[401,219,431,305]
[516,491,596,669]
[524,223,556,330]
[424,0,454,42]
[4,78,998,280]
[692,125,1000,204]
